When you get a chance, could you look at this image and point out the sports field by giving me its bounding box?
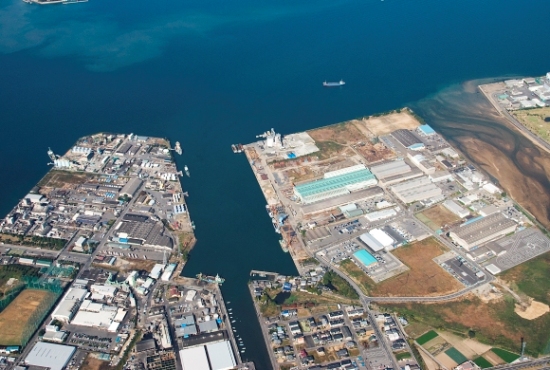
[417,330,439,345]
[0,289,55,345]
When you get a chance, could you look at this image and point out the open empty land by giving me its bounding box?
[363,110,421,136]
[0,289,55,345]
[512,107,550,145]
[417,205,461,231]
[308,120,395,162]
[371,238,462,297]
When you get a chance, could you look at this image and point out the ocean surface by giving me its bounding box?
[1,0,550,368]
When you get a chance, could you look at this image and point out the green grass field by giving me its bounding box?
[491,348,520,363]
[396,352,412,361]
[445,347,468,364]
[473,356,493,368]
[416,330,439,345]
[500,251,550,306]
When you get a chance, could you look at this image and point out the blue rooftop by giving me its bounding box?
[419,124,435,135]
[353,249,377,267]
[295,169,376,198]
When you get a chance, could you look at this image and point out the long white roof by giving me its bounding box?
[25,342,75,370]
[179,346,209,370]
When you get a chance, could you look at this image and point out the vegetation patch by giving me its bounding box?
[395,352,412,361]
[339,259,375,294]
[416,330,439,345]
[0,233,67,250]
[444,347,468,364]
[322,270,359,300]
[473,356,493,368]
[490,348,520,363]
[500,251,550,305]
[0,265,40,294]
[379,296,550,356]
[512,107,550,145]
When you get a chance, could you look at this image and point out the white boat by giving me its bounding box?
[184,165,190,177]
[231,320,236,323]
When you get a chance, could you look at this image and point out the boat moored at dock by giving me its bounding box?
[196,272,225,285]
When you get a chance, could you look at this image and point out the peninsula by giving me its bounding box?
[0,133,253,370]
[244,109,550,370]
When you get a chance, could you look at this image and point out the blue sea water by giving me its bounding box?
[1,0,550,368]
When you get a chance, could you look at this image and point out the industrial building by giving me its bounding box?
[359,229,395,252]
[443,200,470,218]
[51,287,88,323]
[25,342,75,370]
[449,213,517,251]
[161,263,177,281]
[429,170,454,183]
[417,124,436,136]
[179,340,236,370]
[391,129,425,150]
[149,264,165,279]
[353,249,377,267]
[389,176,442,204]
[119,177,143,198]
[407,153,436,174]
[364,208,397,222]
[294,165,377,204]
[369,160,412,180]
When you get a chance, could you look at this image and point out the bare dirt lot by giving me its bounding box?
[417,205,461,231]
[308,121,395,162]
[371,238,462,297]
[363,110,421,136]
[37,170,91,188]
[482,350,506,366]
[515,299,550,320]
[81,354,111,370]
[0,289,54,345]
[434,352,458,369]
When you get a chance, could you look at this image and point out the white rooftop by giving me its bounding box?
[179,346,210,370]
[25,342,75,370]
[206,340,237,370]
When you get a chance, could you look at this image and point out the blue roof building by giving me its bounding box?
[418,124,436,136]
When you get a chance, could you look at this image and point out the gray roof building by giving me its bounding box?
[449,213,516,251]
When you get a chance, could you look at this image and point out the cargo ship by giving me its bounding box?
[323,80,345,87]
[196,273,225,285]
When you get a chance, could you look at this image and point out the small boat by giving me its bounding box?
[184,165,190,177]
[279,239,289,253]
[227,301,231,304]
[240,350,245,353]
[231,144,238,153]
[323,80,345,87]
[239,342,244,347]
[196,272,225,285]
[174,141,182,155]
[231,320,236,323]
[228,308,233,311]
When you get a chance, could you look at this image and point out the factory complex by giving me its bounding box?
[244,109,546,292]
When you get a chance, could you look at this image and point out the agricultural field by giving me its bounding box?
[370,238,462,297]
[445,347,468,364]
[416,204,461,231]
[0,289,55,345]
[512,107,550,145]
[380,295,550,356]
[473,356,493,368]
[490,348,520,363]
[416,330,439,345]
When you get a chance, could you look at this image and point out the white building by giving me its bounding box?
[51,287,88,323]
[90,284,117,298]
[449,213,517,251]
[365,209,397,222]
[149,264,165,280]
[25,343,75,370]
[390,176,442,204]
[369,229,395,248]
[443,200,470,218]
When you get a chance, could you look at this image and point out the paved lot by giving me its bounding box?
[483,228,550,272]
[442,256,481,286]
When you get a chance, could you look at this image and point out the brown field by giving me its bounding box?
[307,121,394,162]
[363,110,421,136]
[37,170,90,188]
[371,238,461,297]
[0,289,54,345]
[437,331,491,358]
[417,205,461,231]
[435,352,458,369]
[339,259,375,295]
[81,354,111,370]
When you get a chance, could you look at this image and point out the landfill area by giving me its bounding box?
[243,108,541,298]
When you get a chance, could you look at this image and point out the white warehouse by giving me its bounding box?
[389,176,442,204]
[443,200,470,218]
[51,287,88,323]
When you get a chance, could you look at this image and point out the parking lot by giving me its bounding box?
[482,228,550,272]
[442,256,483,286]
